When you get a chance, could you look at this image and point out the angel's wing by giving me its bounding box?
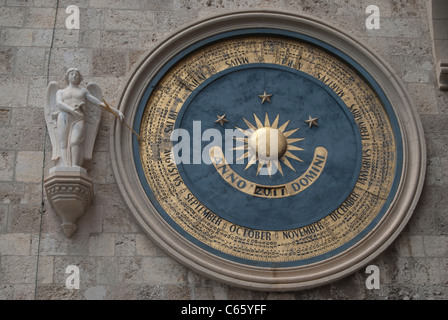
[83,82,103,161]
[45,81,61,162]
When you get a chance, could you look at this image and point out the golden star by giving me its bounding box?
[258,91,273,104]
[215,114,229,126]
[305,115,319,128]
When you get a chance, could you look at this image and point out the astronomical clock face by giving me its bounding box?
[115,13,425,290]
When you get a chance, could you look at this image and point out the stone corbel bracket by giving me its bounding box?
[44,167,94,238]
[436,60,448,90]
[430,0,448,90]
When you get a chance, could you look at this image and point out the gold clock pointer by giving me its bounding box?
[101,99,143,141]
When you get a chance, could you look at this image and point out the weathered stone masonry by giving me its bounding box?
[0,0,447,300]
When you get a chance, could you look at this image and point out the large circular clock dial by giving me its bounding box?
[113,12,425,290]
[138,33,398,266]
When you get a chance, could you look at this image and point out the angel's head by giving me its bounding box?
[65,68,83,85]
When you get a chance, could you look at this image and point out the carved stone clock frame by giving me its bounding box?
[111,11,426,291]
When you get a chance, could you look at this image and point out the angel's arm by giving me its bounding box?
[85,91,124,121]
[56,90,75,114]
[85,90,103,107]
[108,105,124,121]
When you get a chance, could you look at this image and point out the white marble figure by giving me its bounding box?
[45,68,124,168]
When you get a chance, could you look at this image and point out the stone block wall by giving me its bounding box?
[0,0,447,300]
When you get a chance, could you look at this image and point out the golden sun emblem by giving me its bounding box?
[234,113,305,176]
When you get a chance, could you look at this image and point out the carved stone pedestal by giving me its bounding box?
[44,167,94,238]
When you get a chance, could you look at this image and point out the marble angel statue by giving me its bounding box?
[45,68,124,168]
